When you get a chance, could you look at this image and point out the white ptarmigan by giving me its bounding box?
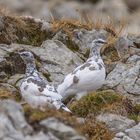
[57,38,107,100]
[19,51,71,112]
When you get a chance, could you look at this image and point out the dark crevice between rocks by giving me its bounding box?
[33,54,52,82]
[0,52,25,77]
[133,42,140,49]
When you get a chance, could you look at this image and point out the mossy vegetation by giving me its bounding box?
[70,90,140,120]
[70,90,123,117]
[129,104,140,122]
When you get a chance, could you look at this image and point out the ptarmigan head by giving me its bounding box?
[92,38,107,49]
[19,51,35,64]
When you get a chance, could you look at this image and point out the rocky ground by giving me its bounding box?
[0,0,140,140]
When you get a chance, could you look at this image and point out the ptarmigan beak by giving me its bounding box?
[60,104,72,113]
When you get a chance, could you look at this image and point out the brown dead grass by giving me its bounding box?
[0,6,12,16]
[0,88,21,101]
[80,118,114,140]
[52,17,125,38]
[0,89,14,100]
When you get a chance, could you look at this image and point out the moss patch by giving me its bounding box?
[70,90,139,120]
[70,90,123,117]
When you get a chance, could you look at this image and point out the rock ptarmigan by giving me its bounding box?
[57,38,107,100]
[19,51,71,112]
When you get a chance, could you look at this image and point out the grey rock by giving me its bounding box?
[25,132,60,140]
[31,40,83,84]
[53,28,109,59]
[0,16,4,31]
[0,41,83,84]
[0,113,24,140]
[40,117,86,140]
[72,29,109,55]
[7,74,24,87]
[115,36,134,59]
[125,122,140,140]
[112,138,122,140]
[128,35,140,51]
[122,136,134,140]
[0,0,44,16]
[0,100,64,140]
[113,136,134,140]
[124,0,140,10]
[0,100,32,140]
[96,113,135,133]
[94,0,128,22]
[50,1,81,20]
[0,100,33,135]
[105,55,140,95]
[76,117,85,124]
[115,132,126,138]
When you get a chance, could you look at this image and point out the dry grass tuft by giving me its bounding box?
[80,118,114,140]
[51,18,120,38]
[52,17,125,37]
[0,6,12,16]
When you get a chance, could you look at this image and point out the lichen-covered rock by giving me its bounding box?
[96,113,135,133]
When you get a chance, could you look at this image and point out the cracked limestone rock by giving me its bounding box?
[0,100,33,140]
[96,113,135,133]
[105,55,140,95]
